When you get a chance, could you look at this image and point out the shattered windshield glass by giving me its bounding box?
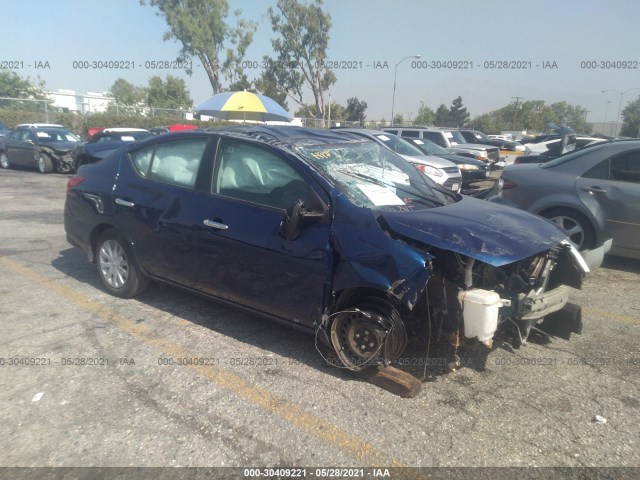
[295,140,457,211]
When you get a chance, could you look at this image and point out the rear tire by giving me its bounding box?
[95,229,149,298]
[541,207,595,250]
[0,152,10,169]
[38,153,54,174]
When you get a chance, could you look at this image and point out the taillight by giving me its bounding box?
[498,177,517,190]
[67,175,86,192]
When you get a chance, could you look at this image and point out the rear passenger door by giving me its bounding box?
[112,135,212,284]
[578,149,640,255]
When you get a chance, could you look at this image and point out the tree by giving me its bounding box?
[620,95,640,137]
[141,0,256,94]
[263,0,336,122]
[434,104,450,126]
[108,78,146,114]
[344,97,367,123]
[549,101,591,134]
[146,75,192,110]
[0,70,47,111]
[448,96,470,127]
[393,113,404,125]
[254,69,288,110]
[414,102,434,126]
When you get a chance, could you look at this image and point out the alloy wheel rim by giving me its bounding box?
[99,239,129,288]
[0,154,8,168]
[550,215,584,249]
[38,155,46,173]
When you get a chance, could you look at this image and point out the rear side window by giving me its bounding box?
[130,138,208,188]
[400,130,419,138]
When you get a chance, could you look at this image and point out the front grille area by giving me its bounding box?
[443,167,460,174]
[487,148,500,161]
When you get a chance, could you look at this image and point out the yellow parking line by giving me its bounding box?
[583,307,640,325]
[0,255,405,467]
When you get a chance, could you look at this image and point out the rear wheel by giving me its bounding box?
[96,229,149,298]
[37,153,54,174]
[0,152,10,169]
[330,297,406,371]
[541,208,594,250]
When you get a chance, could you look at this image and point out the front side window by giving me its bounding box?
[130,138,208,188]
[213,139,310,210]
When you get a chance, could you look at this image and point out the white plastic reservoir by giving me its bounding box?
[458,289,504,344]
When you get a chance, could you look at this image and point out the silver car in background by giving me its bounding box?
[334,128,463,193]
[491,140,640,260]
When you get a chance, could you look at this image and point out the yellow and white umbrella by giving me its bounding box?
[194,91,292,122]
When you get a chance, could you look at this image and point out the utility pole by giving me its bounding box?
[511,96,523,129]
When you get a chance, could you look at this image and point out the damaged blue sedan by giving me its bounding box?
[64,127,591,371]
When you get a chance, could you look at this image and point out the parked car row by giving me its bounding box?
[65,126,595,372]
[382,127,503,168]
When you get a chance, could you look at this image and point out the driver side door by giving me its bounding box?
[188,137,332,327]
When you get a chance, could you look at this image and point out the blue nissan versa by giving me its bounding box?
[65,127,596,371]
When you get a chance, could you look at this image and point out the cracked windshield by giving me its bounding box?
[296,140,457,211]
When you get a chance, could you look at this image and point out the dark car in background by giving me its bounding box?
[73,128,153,171]
[458,129,524,152]
[492,140,640,260]
[0,125,81,173]
[0,121,10,139]
[65,126,590,371]
[407,137,490,184]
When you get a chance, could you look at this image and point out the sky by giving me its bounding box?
[2,0,640,123]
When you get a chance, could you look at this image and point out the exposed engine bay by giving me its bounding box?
[324,240,587,372]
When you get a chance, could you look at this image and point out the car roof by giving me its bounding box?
[205,125,365,147]
[103,127,151,133]
[16,123,64,128]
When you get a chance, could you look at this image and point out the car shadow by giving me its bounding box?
[602,255,640,274]
[51,247,485,389]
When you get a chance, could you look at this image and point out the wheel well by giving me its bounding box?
[538,206,596,249]
[89,224,115,262]
[333,287,400,313]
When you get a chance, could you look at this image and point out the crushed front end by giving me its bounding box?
[423,240,587,352]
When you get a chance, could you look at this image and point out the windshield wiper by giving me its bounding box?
[337,169,446,207]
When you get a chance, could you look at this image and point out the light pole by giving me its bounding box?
[602,88,640,136]
[391,54,421,126]
[603,100,611,134]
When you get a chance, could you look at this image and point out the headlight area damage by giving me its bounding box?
[317,196,588,372]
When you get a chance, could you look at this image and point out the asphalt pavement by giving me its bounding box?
[0,168,639,479]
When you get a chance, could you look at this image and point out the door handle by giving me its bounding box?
[203,219,229,230]
[581,186,607,194]
[115,197,135,207]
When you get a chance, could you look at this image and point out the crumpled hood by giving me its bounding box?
[45,141,79,153]
[380,196,567,266]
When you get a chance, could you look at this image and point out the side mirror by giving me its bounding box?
[279,199,304,241]
[279,200,326,241]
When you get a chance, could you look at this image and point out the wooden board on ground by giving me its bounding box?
[358,365,422,398]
